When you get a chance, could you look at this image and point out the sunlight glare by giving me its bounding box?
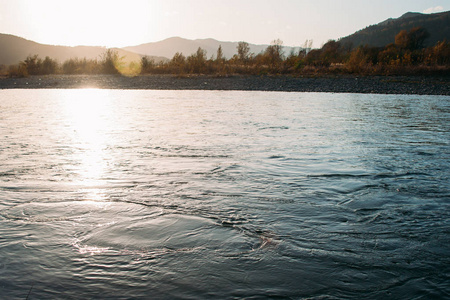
[20,0,161,47]
[61,89,113,190]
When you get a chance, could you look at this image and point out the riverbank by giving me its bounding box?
[0,74,449,95]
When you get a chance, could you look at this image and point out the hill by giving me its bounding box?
[0,34,167,66]
[339,11,450,48]
[123,37,301,59]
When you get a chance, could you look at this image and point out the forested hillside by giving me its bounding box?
[339,11,449,48]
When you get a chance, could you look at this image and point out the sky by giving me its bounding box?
[0,0,448,48]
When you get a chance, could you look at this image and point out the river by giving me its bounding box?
[0,89,449,299]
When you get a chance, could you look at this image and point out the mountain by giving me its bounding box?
[1,33,299,66]
[3,10,447,66]
[0,33,167,66]
[339,11,450,49]
[123,37,301,59]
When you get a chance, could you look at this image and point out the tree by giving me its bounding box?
[187,47,207,73]
[270,39,284,59]
[378,43,401,65]
[263,39,284,70]
[395,27,430,50]
[284,48,300,69]
[320,40,342,66]
[62,58,100,74]
[8,63,28,77]
[23,55,42,75]
[42,56,58,75]
[395,30,409,49]
[216,45,224,62]
[304,49,322,66]
[171,52,186,65]
[303,39,313,54]
[140,55,155,73]
[101,49,122,74]
[214,45,226,73]
[408,27,430,50]
[170,52,186,73]
[425,40,450,65]
[237,41,251,63]
[347,46,372,72]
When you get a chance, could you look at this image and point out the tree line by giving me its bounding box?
[3,27,449,77]
[5,49,123,77]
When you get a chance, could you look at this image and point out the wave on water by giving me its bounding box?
[0,90,448,299]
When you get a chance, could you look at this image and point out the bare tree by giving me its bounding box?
[303,39,313,54]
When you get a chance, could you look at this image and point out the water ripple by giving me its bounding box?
[0,90,448,299]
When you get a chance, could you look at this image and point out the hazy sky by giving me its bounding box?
[0,0,448,48]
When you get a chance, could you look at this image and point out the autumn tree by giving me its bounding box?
[214,45,226,73]
[7,64,28,77]
[284,48,301,69]
[304,49,322,66]
[170,52,186,73]
[101,49,122,74]
[425,40,450,65]
[187,47,207,73]
[42,56,58,75]
[237,41,251,64]
[320,40,343,66]
[395,30,409,49]
[408,27,430,50]
[395,27,430,50]
[216,45,224,62]
[378,43,400,65]
[23,55,42,75]
[263,39,284,71]
[140,56,155,73]
[346,46,373,72]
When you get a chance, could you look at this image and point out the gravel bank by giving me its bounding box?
[0,74,449,95]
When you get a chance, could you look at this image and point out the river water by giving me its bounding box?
[0,89,449,299]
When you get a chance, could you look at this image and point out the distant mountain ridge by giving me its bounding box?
[1,10,449,66]
[123,37,301,59]
[0,33,301,66]
[339,10,450,48]
[0,34,167,66]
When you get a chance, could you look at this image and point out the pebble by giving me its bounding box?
[0,74,448,95]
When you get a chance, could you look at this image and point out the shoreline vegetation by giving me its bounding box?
[0,27,448,95]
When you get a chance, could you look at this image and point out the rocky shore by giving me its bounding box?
[0,74,449,95]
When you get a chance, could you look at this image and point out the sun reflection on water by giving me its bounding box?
[73,242,112,255]
[60,89,114,199]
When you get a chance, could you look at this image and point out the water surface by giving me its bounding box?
[0,89,449,299]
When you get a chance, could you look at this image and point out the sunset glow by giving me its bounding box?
[2,0,160,47]
[0,0,446,48]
